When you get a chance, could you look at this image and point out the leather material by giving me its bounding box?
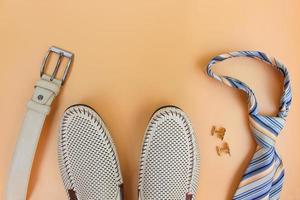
[6,75,61,200]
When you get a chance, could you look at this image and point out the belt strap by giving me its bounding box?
[6,46,74,200]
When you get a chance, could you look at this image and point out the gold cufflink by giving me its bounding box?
[211,126,226,140]
[216,142,231,156]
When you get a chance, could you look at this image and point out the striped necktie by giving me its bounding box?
[206,51,292,200]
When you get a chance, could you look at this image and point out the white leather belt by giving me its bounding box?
[6,46,74,200]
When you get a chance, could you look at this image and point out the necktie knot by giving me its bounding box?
[249,114,285,148]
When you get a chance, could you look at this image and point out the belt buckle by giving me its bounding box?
[40,46,74,85]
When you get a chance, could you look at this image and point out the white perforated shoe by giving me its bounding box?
[138,106,200,200]
[58,105,123,200]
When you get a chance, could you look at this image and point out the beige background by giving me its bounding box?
[1,0,299,199]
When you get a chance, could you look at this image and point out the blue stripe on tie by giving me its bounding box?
[234,178,273,199]
[251,115,278,135]
[250,148,273,164]
[243,157,274,179]
[206,51,292,200]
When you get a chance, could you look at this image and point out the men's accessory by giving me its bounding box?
[211,126,226,140]
[6,46,74,200]
[207,51,292,200]
[216,142,231,156]
[138,106,200,200]
[58,105,123,200]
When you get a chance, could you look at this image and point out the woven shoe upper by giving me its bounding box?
[138,106,200,200]
[58,105,123,200]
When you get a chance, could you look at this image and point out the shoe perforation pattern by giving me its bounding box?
[58,105,122,200]
[138,107,200,200]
